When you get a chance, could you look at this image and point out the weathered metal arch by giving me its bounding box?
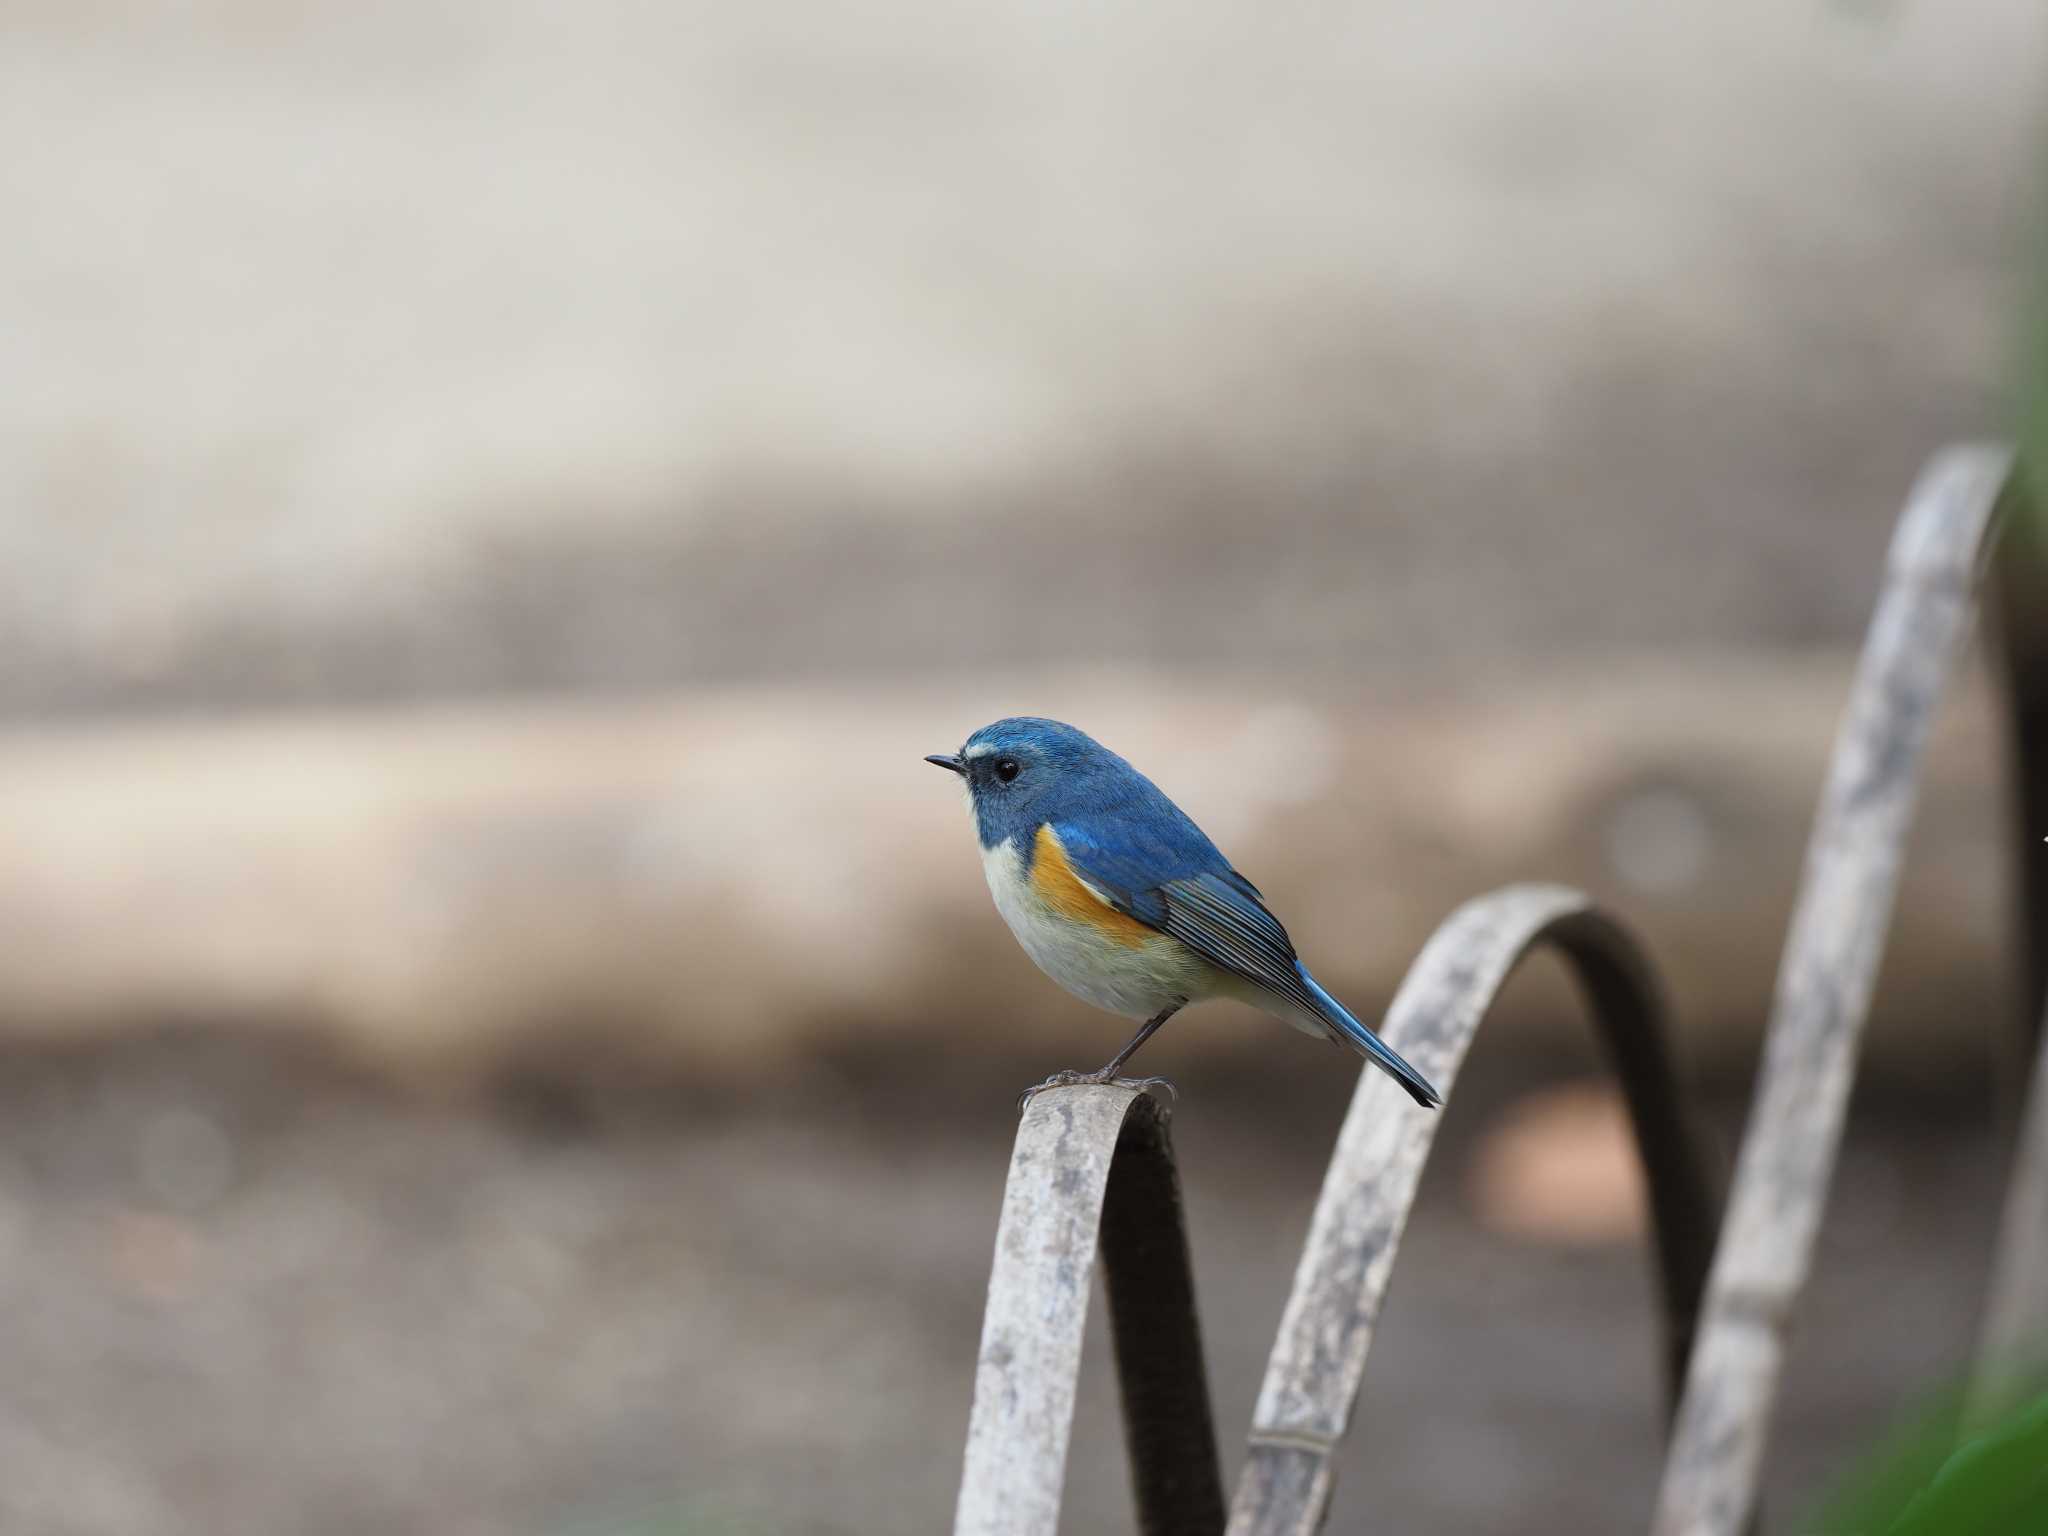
[953,1083,1224,1536]
[1229,882,1723,1536]
[1970,1005,2048,1430]
[1651,444,2017,1536]
[1992,482,2048,1060]
[949,445,2034,1536]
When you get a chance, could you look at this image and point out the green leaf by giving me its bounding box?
[1807,1384,2048,1536]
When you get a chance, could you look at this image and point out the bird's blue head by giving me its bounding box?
[925,717,1141,850]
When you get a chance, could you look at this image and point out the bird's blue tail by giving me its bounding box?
[1297,967,1442,1108]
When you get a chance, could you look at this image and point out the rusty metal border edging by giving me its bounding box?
[1649,444,2016,1536]
[953,1083,1224,1536]
[951,444,2028,1536]
[1969,1004,2048,1429]
[1228,883,1723,1535]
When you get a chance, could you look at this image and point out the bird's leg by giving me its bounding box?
[1094,1005,1177,1078]
[1018,1005,1182,1111]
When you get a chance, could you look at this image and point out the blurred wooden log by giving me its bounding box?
[0,655,2005,1080]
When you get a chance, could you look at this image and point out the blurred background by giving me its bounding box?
[2,2,2044,1532]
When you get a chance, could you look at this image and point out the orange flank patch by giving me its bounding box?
[1030,825,1156,949]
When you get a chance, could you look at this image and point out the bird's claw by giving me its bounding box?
[1121,1074,1178,1106]
[1016,1071,1179,1113]
[1016,1071,1089,1112]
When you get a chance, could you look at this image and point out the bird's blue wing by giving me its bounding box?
[1053,817,1444,1108]
[1050,820,1319,1013]
[1156,869,1313,1002]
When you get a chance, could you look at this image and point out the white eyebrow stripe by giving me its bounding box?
[963,742,997,758]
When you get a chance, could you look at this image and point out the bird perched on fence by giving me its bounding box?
[926,717,1441,1108]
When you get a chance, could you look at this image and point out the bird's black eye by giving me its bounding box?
[995,757,1021,783]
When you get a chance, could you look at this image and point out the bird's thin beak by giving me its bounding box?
[924,753,965,775]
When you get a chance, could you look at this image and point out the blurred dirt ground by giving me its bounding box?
[0,1030,2008,1536]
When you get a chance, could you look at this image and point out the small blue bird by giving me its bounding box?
[926,717,1441,1107]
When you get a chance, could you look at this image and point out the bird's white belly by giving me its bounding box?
[980,838,1202,1019]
